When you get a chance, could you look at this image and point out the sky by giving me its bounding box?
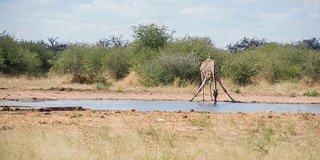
[0,0,319,49]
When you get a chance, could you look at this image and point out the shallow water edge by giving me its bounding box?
[1,100,320,113]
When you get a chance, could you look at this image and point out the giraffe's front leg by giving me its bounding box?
[202,83,205,102]
[209,80,213,101]
[190,78,207,102]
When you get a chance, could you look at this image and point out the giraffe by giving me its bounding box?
[190,58,236,103]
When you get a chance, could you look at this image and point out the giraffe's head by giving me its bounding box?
[213,89,218,102]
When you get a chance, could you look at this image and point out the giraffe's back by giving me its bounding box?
[200,58,215,79]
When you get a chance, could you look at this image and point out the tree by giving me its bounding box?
[46,37,67,52]
[300,37,320,50]
[0,31,41,75]
[227,37,267,53]
[0,31,18,74]
[96,34,128,48]
[132,23,174,51]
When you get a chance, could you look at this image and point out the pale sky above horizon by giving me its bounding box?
[1,0,319,48]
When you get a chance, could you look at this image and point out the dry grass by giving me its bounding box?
[1,111,319,160]
[237,80,320,96]
[0,73,319,97]
[0,74,95,90]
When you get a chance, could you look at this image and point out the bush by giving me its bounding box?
[303,90,319,97]
[222,57,258,86]
[163,36,213,56]
[0,31,21,74]
[303,51,320,81]
[272,64,301,82]
[19,40,56,73]
[222,43,320,85]
[139,53,200,86]
[82,47,105,76]
[104,47,131,79]
[0,32,42,75]
[51,45,86,75]
[20,49,42,75]
[51,45,108,83]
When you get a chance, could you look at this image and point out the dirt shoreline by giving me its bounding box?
[0,88,319,104]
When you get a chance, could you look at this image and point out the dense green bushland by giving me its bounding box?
[0,24,319,87]
[51,44,131,84]
[222,43,320,85]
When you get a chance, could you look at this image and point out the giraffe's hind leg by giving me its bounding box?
[209,80,213,101]
[217,79,236,102]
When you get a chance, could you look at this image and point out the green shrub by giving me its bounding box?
[222,43,319,85]
[82,47,105,76]
[51,45,109,83]
[20,49,42,75]
[139,53,200,86]
[0,32,21,74]
[234,88,241,94]
[129,45,157,68]
[163,36,231,65]
[272,64,301,82]
[303,52,320,81]
[96,80,112,90]
[51,45,86,75]
[163,36,213,57]
[104,47,131,79]
[303,91,319,97]
[0,32,42,75]
[222,56,258,86]
[19,40,55,73]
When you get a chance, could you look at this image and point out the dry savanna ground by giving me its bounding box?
[1,75,320,159]
[0,74,319,103]
[1,110,320,160]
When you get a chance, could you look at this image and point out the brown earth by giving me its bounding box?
[0,88,319,104]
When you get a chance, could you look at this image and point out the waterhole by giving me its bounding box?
[1,100,320,113]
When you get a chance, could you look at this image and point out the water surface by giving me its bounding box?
[1,100,320,113]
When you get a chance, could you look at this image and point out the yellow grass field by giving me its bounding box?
[1,110,320,160]
[1,73,319,96]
